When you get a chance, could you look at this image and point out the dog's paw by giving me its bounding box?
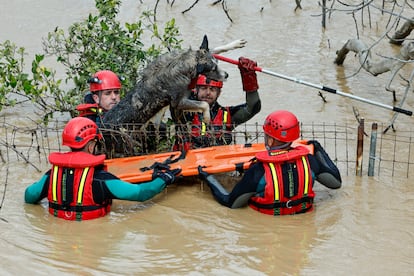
[200,102,211,124]
[203,112,211,124]
[202,116,211,124]
[212,39,247,54]
[230,39,247,49]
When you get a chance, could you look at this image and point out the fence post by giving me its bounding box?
[356,119,364,176]
[368,123,378,176]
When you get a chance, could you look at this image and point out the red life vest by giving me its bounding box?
[174,106,233,151]
[191,106,232,136]
[248,146,315,215]
[76,103,103,118]
[188,107,232,147]
[47,151,111,221]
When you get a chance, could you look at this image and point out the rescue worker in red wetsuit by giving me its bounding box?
[198,110,342,215]
[174,57,261,150]
[24,117,181,221]
[76,70,122,126]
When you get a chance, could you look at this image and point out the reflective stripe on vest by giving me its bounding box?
[199,110,228,136]
[269,163,280,202]
[222,110,228,128]
[201,122,206,136]
[51,166,90,205]
[47,151,109,220]
[52,165,59,202]
[249,148,315,215]
[302,156,310,195]
[77,167,90,204]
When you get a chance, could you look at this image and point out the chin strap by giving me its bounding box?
[265,142,292,151]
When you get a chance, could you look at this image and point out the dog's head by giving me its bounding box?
[195,35,228,83]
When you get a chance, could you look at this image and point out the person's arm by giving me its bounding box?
[25,173,50,204]
[98,169,180,202]
[307,140,342,189]
[227,162,265,208]
[199,162,264,208]
[231,57,261,125]
[104,178,167,201]
[231,91,261,125]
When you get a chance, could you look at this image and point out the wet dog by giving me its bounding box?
[102,35,228,126]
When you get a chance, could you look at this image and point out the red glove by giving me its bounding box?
[238,57,259,92]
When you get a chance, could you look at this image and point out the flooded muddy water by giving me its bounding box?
[1,1,413,275]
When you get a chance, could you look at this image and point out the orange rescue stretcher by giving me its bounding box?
[104,141,313,183]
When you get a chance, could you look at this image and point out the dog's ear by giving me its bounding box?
[200,35,209,51]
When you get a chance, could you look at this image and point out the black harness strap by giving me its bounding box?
[235,156,256,175]
[235,162,245,174]
[49,202,106,212]
[248,196,313,209]
[140,151,187,172]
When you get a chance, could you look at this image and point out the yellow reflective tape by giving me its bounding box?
[223,111,228,124]
[201,122,206,136]
[301,156,310,195]
[52,165,59,202]
[269,163,279,201]
[77,167,90,204]
[89,107,104,114]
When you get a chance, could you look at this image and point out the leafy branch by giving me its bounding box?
[0,0,183,125]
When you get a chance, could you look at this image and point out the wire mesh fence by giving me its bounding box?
[1,117,413,178]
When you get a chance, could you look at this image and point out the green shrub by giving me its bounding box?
[0,0,182,124]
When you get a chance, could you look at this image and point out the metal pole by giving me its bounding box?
[368,123,378,176]
[356,119,364,176]
[213,54,413,116]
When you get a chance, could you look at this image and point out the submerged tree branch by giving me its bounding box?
[335,39,414,101]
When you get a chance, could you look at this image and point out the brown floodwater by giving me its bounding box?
[1,1,413,275]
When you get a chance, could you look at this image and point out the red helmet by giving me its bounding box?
[196,74,223,88]
[263,110,300,142]
[88,70,121,93]
[62,117,102,149]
